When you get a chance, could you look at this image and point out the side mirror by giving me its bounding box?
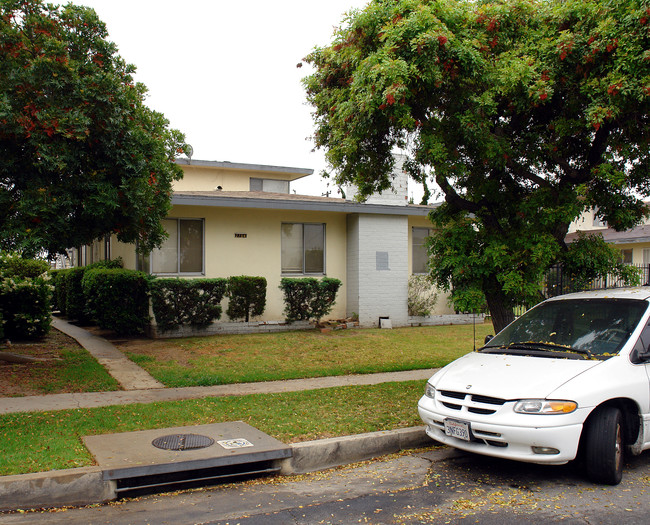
[484,334,494,344]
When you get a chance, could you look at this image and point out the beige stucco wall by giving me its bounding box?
[113,205,348,322]
[109,236,137,269]
[173,165,299,192]
[614,242,650,265]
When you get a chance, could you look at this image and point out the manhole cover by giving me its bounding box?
[152,434,215,451]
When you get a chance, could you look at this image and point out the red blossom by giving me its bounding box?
[539,92,548,100]
[386,93,396,105]
[607,83,621,96]
[437,35,448,46]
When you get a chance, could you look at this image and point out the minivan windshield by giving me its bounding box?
[482,298,648,359]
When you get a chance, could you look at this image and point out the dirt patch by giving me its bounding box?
[112,338,199,368]
[0,329,80,397]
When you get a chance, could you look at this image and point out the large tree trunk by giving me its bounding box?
[484,285,515,334]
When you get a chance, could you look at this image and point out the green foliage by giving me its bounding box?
[0,0,186,257]
[304,0,650,332]
[150,278,227,331]
[279,277,342,322]
[0,252,52,339]
[0,253,49,279]
[62,267,89,322]
[54,258,123,322]
[226,276,267,322]
[561,232,641,290]
[81,268,150,335]
[407,274,439,316]
[52,269,69,316]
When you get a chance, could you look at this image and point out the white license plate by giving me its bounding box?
[444,418,471,442]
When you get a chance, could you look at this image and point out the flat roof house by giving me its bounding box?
[76,156,455,328]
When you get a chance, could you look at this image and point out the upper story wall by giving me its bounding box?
[570,204,650,233]
[173,159,312,193]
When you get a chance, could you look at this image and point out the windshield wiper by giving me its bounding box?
[480,341,593,359]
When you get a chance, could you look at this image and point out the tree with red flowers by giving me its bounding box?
[0,0,186,257]
[304,0,650,331]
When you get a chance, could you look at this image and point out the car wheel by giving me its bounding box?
[584,406,624,485]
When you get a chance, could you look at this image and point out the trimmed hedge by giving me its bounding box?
[82,268,150,335]
[226,276,267,322]
[280,277,342,322]
[53,258,123,321]
[150,278,227,331]
[0,253,52,339]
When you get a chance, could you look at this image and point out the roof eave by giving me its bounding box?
[171,193,437,216]
[175,159,313,181]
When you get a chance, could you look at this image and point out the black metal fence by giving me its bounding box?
[544,263,650,299]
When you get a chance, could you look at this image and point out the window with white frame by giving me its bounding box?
[250,178,290,194]
[412,227,431,274]
[619,248,633,265]
[149,218,204,274]
[281,223,325,274]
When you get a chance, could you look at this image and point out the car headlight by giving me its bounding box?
[514,399,577,414]
[424,383,436,399]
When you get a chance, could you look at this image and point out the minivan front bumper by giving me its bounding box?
[418,396,585,465]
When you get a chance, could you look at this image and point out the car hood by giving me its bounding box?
[431,352,603,400]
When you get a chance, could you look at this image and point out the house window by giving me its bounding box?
[281,223,325,274]
[250,178,290,194]
[150,218,204,274]
[619,249,633,265]
[412,227,431,274]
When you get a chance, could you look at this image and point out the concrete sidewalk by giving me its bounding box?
[51,317,164,390]
[0,367,437,414]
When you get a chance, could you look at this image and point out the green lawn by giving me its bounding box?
[0,330,120,397]
[0,381,426,476]
[125,322,493,387]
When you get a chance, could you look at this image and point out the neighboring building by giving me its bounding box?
[76,157,456,327]
[567,207,650,285]
[568,208,650,268]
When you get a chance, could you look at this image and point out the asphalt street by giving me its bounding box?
[2,446,649,524]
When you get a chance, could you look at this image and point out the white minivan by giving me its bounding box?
[418,287,650,484]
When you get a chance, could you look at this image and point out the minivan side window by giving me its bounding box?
[631,322,650,364]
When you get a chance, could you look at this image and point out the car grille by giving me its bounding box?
[438,390,507,415]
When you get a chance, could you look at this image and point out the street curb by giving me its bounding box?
[0,426,430,512]
[279,426,430,474]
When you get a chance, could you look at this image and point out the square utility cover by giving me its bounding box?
[83,421,292,480]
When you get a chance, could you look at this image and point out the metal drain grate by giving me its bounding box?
[152,434,215,451]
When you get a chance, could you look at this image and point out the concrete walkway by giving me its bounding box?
[51,317,164,390]
[0,318,437,414]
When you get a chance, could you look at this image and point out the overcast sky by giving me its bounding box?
[64,0,383,197]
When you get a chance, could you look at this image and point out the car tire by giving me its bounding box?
[584,406,624,485]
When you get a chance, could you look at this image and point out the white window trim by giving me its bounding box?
[412,227,431,275]
[281,222,326,276]
[149,217,205,276]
